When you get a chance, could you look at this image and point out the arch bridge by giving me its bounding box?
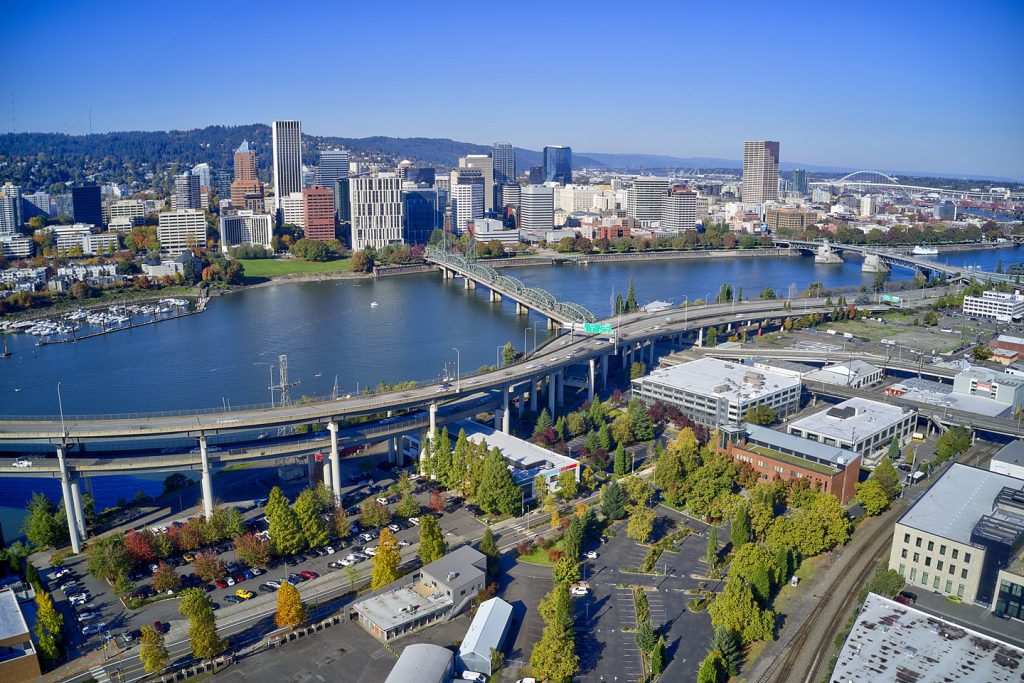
[808,171,1023,201]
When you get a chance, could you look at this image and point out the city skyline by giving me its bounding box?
[1,1,1022,179]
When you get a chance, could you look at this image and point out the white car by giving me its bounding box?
[225,577,235,586]
[266,580,281,589]
[516,678,538,683]
[398,540,410,548]
[408,517,420,526]
[12,458,31,468]
[324,546,336,554]
[376,497,390,506]
[461,672,486,682]
[359,533,375,543]
[388,524,401,533]
[585,551,599,560]
[340,558,355,567]
[250,567,263,576]
[570,586,589,597]
[365,546,377,556]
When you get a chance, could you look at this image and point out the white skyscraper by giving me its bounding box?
[459,154,494,213]
[627,176,670,226]
[451,183,484,234]
[661,187,707,231]
[350,173,404,251]
[272,120,303,210]
[742,141,780,204]
[519,185,554,232]
[220,211,274,253]
[0,184,22,234]
[174,173,201,210]
[191,163,212,189]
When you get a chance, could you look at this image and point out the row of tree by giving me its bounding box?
[419,428,523,516]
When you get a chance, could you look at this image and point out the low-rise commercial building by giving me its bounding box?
[632,358,802,427]
[885,376,1013,417]
[992,441,1024,480]
[219,211,273,254]
[457,597,513,675]
[833,593,1023,683]
[723,423,861,503]
[888,463,1024,607]
[0,587,41,682]
[963,290,1024,322]
[384,643,454,683]
[787,397,915,467]
[953,365,1024,409]
[351,546,486,642]
[803,359,884,389]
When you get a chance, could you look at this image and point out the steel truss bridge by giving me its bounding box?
[425,247,596,325]
[808,170,1023,202]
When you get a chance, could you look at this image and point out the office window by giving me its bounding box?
[910,568,917,581]
[949,565,956,575]
[939,545,946,556]
[925,557,931,567]
[901,549,908,559]
[922,571,929,584]
[916,537,922,548]
[965,553,972,563]
[937,561,943,571]
[927,541,934,551]
[952,549,959,560]
[961,569,968,579]
[945,580,953,593]
[913,552,920,562]
[898,564,906,576]
[957,584,965,598]
[933,576,941,589]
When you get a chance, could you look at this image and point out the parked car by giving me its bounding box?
[224,595,241,604]
[81,624,104,636]
[266,580,281,589]
[225,577,236,586]
[387,524,401,533]
[398,540,410,548]
[461,672,486,682]
[300,570,319,580]
[258,584,277,593]
[570,585,589,597]
[324,546,336,555]
[123,629,141,644]
[585,551,599,560]
[408,517,420,526]
[898,591,918,603]
[69,595,91,606]
[235,589,253,600]
[214,579,228,589]
[153,621,168,634]
[337,559,354,567]
[359,533,375,543]
[376,497,390,506]
[240,569,254,580]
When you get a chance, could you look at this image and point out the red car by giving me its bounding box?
[233,574,246,583]
[300,570,319,580]
[214,579,228,589]
[153,621,168,634]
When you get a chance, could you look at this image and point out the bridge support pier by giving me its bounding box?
[502,387,511,434]
[322,459,332,494]
[649,341,655,368]
[547,317,559,330]
[387,437,396,464]
[428,403,437,438]
[463,277,476,290]
[697,327,704,347]
[70,473,86,542]
[57,447,81,554]
[442,268,454,280]
[557,370,564,406]
[588,359,596,403]
[516,302,528,315]
[601,354,608,387]
[548,372,556,417]
[199,436,214,521]
[518,385,525,418]
[81,474,93,497]
[529,379,538,412]
[307,453,316,485]
[328,421,341,505]
[489,290,502,303]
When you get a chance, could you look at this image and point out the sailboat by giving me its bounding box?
[1,338,10,359]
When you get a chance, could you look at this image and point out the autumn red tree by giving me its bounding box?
[233,533,271,569]
[429,491,445,514]
[191,551,226,583]
[124,529,156,567]
[168,523,201,552]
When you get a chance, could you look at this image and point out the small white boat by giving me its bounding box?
[912,245,938,256]
[370,302,379,307]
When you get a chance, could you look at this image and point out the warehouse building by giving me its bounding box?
[457,597,514,676]
[384,643,454,683]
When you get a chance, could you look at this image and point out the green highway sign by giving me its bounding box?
[584,323,614,334]
[881,294,901,304]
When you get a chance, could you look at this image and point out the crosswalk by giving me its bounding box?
[90,665,112,683]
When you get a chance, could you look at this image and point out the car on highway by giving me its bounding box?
[235,589,253,600]
[12,458,32,468]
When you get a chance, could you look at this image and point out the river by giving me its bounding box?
[0,246,1017,541]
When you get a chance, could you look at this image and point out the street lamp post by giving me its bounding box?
[682,296,688,323]
[452,347,460,392]
[496,345,503,369]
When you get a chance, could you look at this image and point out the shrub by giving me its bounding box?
[547,549,564,563]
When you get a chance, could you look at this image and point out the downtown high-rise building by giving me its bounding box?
[0,184,21,235]
[349,173,404,251]
[220,211,273,254]
[742,140,780,204]
[402,187,445,245]
[302,185,336,241]
[627,176,670,226]
[519,185,555,232]
[191,163,212,189]
[543,145,572,185]
[317,149,349,188]
[791,168,808,194]
[661,187,709,231]
[157,209,207,256]
[174,172,202,210]
[451,182,484,235]
[231,140,264,209]
[71,185,103,227]
[492,142,516,185]
[272,120,303,210]
[458,154,494,213]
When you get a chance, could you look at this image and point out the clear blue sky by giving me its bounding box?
[3,0,1022,179]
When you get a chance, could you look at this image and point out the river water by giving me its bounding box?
[0,246,1016,541]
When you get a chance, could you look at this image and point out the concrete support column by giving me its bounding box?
[81,475,93,497]
[199,436,214,521]
[387,437,396,464]
[328,421,341,505]
[58,447,81,554]
[70,474,87,541]
[547,317,559,330]
[307,453,316,485]
[557,370,564,406]
[530,379,538,412]
[622,348,628,369]
[697,327,704,347]
[502,387,511,434]
[588,358,596,403]
[516,302,528,315]
[395,438,404,467]
[649,342,655,367]
[489,290,502,302]
[323,459,332,492]
[429,403,437,437]
[463,277,475,290]
[601,354,608,387]
[548,372,556,417]
[518,386,525,418]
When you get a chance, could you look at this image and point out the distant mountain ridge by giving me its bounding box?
[0,125,1017,184]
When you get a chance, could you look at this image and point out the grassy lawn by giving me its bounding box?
[239,258,353,279]
[518,539,565,566]
[823,319,963,353]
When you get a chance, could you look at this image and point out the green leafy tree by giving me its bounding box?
[613,443,627,476]
[554,415,567,442]
[710,626,743,676]
[274,580,307,628]
[600,480,629,520]
[552,555,581,585]
[432,428,453,488]
[530,583,579,682]
[872,458,902,499]
[86,534,131,583]
[887,439,902,461]
[360,499,392,529]
[533,409,553,437]
[208,506,245,541]
[697,650,728,683]
[625,277,638,312]
[857,479,891,516]
[267,490,306,556]
[34,590,63,660]
[371,528,401,589]
[501,341,517,367]
[622,476,653,506]
[479,527,500,580]
[597,423,613,451]
[705,326,719,347]
[627,399,655,441]
[866,568,906,598]
[630,361,646,379]
[935,426,971,464]
[418,515,446,566]
[708,577,775,644]
[448,428,471,492]
[22,492,67,548]
[626,504,655,544]
[731,504,751,549]
[152,562,181,593]
[651,634,666,675]
[139,625,169,674]
[743,404,777,425]
[476,447,521,516]
[563,516,583,561]
[705,526,719,567]
[635,618,657,652]
[293,489,330,550]
[395,493,421,519]
[556,469,578,501]
[972,344,993,361]
[178,588,227,661]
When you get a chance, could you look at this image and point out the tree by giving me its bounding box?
[22,492,67,548]
[529,628,579,682]
[393,493,419,520]
[705,526,719,567]
[621,476,652,506]
[872,458,901,499]
[360,499,392,529]
[552,555,581,585]
[293,489,330,550]
[705,326,719,347]
[418,515,446,566]
[613,443,627,476]
[635,618,657,653]
[731,504,751,549]
[233,532,271,569]
[708,577,775,644]
[866,567,905,598]
[563,516,583,561]
[743,404,777,426]
[290,238,332,261]
[152,562,181,593]
[533,409,553,438]
[625,277,638,312]
[266,487,305,556]
[86,535,131,583]
[501,341,517,367]
[759,287,777,300]
[626,504,656,544]
[476,447,521,515]
[935,426,971,464]
[556,469,578,501]
[139,625,169,673]
[627,399,655,441]
[124,529,157,568]
[432,428,454,489]
[192,551,226,582]
[34,590,63,661]
[447,429,470,493]
[178,588,226,661]
[887,439,902,461]
[857,479,891,516]
[332,509,352,540]
[697,650,728,683]
[710,626,743,676]
[275,580,307,628]
[600,480,629,520]
[208,506,245,541]
[371,528,401,589]
[972,344,993,361]
[479,526,500,580]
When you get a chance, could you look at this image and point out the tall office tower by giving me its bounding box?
[333,179,351,224]
[219,211,274,254]
[627,176,671,226]
[317,149,349,188]
[451,182,484,234]
[174,172,202,210]
[302,185,336,240]
[742,140,780,203]
[519,185,555,232]
[498,184,520,211]
[72,185,103,227]
[492,142,516,186]
[191,163,212,189]
[402,187,445,244]
[214,170,233,199]
[272,120,303,210]
[349,173,404,251]
[404,167,436,186]
[459,154,494,212]
[22,191,51,219]
[543,145,572,185]
[661,187,707,231]
[0,185,20,235]
[157,209,207,256]
[279,192,306,228]
[527,166,545,184]
[791,168,808,194]
[231,140,264,208]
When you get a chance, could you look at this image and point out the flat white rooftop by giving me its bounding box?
[833,592,1024,682]
[638,357,801,402]
[887,379,1011,418]
[454,420,578,474]
[789,397,912,442]
[803,359,880,385]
